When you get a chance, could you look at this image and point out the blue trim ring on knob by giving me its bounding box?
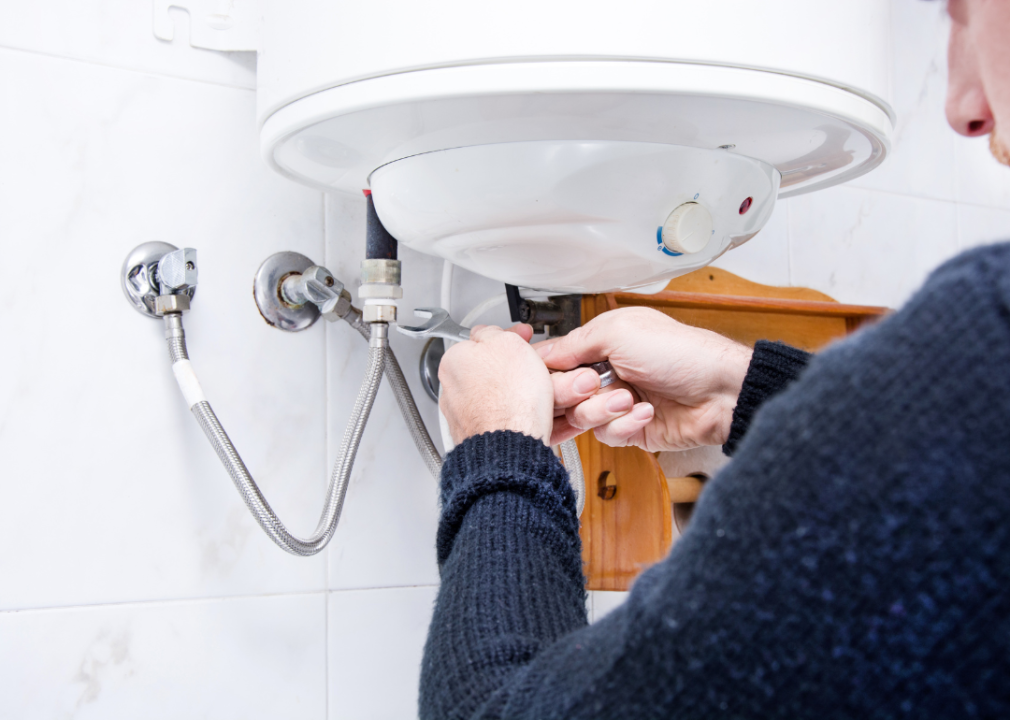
[657,226,682,257]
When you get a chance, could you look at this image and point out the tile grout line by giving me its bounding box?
[325,585,441,597]
[0,585,443,617]
[955,201,963,252]
[323,192,331,594]
[886,0,895,118]
[323,192,331,720]
[0,42,256,93]
[0,589,330,616]
[841,183,955,206]
[840,182,1010,212]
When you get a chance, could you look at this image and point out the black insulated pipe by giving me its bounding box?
[519,299,564,327]
[363,190,398,260]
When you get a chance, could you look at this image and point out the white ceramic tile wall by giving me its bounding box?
[328,587,438,720]
[0,1,257,88]
[3,1,1010,718]
[0,23,329,718]
[589,591,631,624]
[958,204,1010,251]
[0,594,327,719]
[715,0,1010,308]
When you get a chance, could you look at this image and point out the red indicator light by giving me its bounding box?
[739,197,753,215]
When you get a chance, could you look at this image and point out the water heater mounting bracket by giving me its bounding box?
[153,0,260,52]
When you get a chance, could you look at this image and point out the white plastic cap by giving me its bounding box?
[662,202,713,254]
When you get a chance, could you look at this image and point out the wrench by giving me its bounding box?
[397,307,616,387]
[396,307,471,342]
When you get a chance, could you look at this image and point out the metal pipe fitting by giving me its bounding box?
[518,294,582,337]
[281,265,344,306]
[155,294,191,315]
[124,242,445,562]
[121,242,197,319]
[360,259,401,286]
[369,322,389,348]
[519,299,563,326]
[359,258,402,323]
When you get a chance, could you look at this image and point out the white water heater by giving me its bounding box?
[252,0,893,293]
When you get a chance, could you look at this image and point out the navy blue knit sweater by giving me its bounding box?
[420,243,1010,719]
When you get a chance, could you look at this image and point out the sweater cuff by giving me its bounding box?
[723,340,811,456]
[437,431,574,565]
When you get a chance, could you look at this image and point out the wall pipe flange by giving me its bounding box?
[253,251,320,331]
[419,337,445,402]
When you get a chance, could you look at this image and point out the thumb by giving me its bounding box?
[505,323,534,343]
[468,324,504,343]
[535,324,612,370]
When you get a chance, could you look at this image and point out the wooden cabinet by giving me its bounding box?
[572,268,888,590]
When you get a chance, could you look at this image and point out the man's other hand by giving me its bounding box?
[438,324,555,446]
[538,307,753,452]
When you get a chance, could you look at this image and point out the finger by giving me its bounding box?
[593,403,655,447]
[534,322,613,370]
[564,389,636,431]
[505,323,534,343]
[551,368,601,410]
[549,416,583,445]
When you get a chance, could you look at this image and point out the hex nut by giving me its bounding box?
[362,304,397,323]
[321,289,354,322]
[361,259,401,286]
[155,294,191,315]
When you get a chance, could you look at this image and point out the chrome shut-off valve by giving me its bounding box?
[121,242,198,318]
[253,252,353,332]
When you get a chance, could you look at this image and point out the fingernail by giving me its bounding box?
[573,370,599,394]
[632,403,654,421]
[606,392,633,413]
[536,344,554,358]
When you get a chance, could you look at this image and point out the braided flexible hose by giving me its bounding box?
[165,313,385,556]
[349,309,584,514]
[559,439,586,517]
[346,310,442,478]
[348,309,585,514]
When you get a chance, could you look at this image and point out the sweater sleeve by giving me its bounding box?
[420,243,1010,720]
[723,340,811,456]
[420,431,588,720]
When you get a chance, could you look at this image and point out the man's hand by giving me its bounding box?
[438,324,555,446]
[538,307,753,451]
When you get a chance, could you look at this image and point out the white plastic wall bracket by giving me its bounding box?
[154,0,260,52]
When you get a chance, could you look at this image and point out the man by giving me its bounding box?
[421,1,1010,716]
